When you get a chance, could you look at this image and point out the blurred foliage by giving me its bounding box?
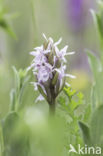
[57,86,91,155]
[78,1,103,155]
[86,0,103,107]
[10,66,30,111]
[0,0,17,39]
[0,0,103,156]
[69,70,90,91]
[79,105,103,155]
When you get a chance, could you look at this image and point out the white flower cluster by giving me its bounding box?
[28,34,75,103]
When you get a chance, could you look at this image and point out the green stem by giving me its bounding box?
[49,99,56,115]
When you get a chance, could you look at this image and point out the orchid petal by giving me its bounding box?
[34,45,43,51]
[54,38,62,46]
[49,37,54,43]
[61,45,68,52]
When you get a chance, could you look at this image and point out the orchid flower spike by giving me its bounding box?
[28,34,75,114]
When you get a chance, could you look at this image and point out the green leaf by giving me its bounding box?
[12,66,20,93]
[0,0,17,39]
[5,26,17,40]
[90,105,103,146]
[0,19,17,39]
[77,92,84,100]
[91,84,97,112]
[2,112,30,156]
[0,124,4,156]
[83,104,91,122]
[78,121,91,145]
[74,104,86,118]
[37,84,47,101]
[10,89,16,111]
[52,72,59,85]
[86,50,102,79]
[64,87,76,98]
[55,79,60,95]
[70,100,78,111]
[58,96,66,106]
[86,50,103,104]
[90,9,98,28]
[18,75,30,105]
[11,67,30,110]
[91,7,103,65]
[91,8,103,41]
[96,13,103,39]
[2,112,19,145]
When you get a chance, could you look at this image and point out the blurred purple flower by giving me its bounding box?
[65,0,88,32]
